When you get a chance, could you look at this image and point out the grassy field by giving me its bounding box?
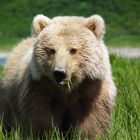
[107,56,140,140]
[0,38,21,51]
[106,35,140,48]
[0,35,140,51]
[0,56,140,139]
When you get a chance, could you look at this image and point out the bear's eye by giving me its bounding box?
[44,47,56,55]
[70,48,77,55]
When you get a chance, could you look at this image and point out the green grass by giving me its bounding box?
[0,38,21,51]
[105,35,140,48]
[0,67,3,74]
[0,56,140,139]
[0,35,140,51]
[0,67,3,80]
[105,56,140,140]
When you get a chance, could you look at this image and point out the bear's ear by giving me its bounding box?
[32,14,52,36]
[85,15,105,39]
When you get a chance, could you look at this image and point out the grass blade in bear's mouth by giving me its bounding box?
[57,81,65,86]
[56,80,72,91]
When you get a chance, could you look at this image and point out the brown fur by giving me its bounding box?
[1,14,116,139]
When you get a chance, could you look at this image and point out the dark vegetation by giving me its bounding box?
[0,0,140,40]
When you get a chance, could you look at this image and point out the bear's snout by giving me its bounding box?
[53,69,66,84]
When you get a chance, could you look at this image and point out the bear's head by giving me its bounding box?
[31,14,110,90]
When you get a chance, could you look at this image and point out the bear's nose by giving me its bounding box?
[53,70,66,83]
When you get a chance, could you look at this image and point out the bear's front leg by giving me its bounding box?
[77,93,113,140]
[18,86,66,138]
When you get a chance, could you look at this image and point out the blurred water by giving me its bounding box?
[0,58,6,67]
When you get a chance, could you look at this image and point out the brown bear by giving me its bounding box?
[1,14,116,139]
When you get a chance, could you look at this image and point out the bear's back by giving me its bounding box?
[3,38,33,88]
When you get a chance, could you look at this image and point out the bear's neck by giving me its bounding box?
[29,75,102,100]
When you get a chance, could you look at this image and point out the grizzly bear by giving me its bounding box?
[1,14,116,139]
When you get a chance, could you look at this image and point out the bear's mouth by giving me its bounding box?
[53,73,77,90]
[55,79,72,90]
[57,80,66,86]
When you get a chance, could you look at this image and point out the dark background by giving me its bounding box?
[0,0,140,39]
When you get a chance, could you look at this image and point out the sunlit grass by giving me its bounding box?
[104,56,140,139]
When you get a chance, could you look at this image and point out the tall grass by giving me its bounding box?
[0,67,3,80]
[106,56,140,140]
[0,56,140,139]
